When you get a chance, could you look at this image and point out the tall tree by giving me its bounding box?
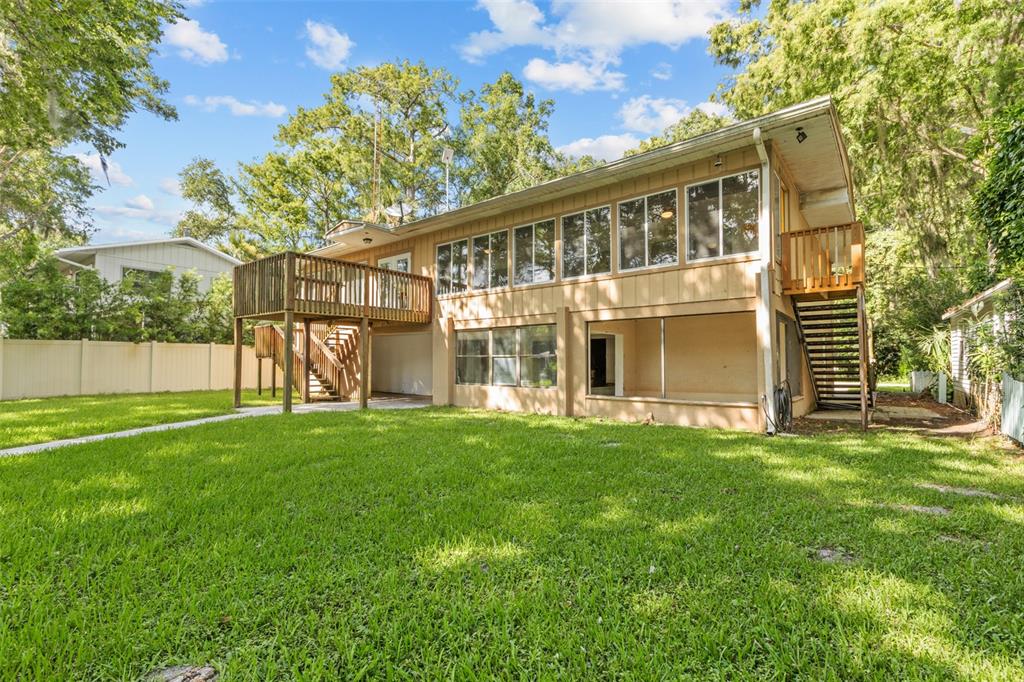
[973,100,1024,274]
[0,0,182,242]
[708,0,1024,372]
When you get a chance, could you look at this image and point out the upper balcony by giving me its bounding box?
[781,222,865,297]
[233,251,432,324]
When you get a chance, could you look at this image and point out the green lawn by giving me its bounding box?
[0,390,287,449]
[1,409,1023,679]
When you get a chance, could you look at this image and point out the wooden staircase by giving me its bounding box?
[794,292,870,411]
[258,323,360,402]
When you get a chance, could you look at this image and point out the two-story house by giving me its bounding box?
[232,96,870,432]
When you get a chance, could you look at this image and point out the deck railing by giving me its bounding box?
[781,222,865,295]
[234,252,432,324]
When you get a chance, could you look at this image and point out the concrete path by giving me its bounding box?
[0,395,430,458]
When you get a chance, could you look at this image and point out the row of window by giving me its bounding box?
[456,325,557,388]
[436,170,762,295]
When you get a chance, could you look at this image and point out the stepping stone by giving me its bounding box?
[916,483,1003,499]
[146,665,217,682]
[891,503,951,516]
[811,547,855,563]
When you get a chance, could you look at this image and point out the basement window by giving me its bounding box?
[455,325,557,388]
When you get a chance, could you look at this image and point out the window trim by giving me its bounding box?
[435,238,469,297]
[470,228,509,291]
[511,218,557,289]
[616,188,680,274]
[561,204,612,281]
[455,329,491,386]
[684,167,761,265]
[377,251,412,272]
[454,324,558,389]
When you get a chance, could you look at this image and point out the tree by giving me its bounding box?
[455,72,563,204]
[174,158,239,244]
[624,108,732,157]
[0,0,182,243]
[973,100,1024,275]
[708,0,1024,372]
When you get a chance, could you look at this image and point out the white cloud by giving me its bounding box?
[651,62,672,80]
[96,204,181,227]
[557,133,640,162]
[125,194,154,211]
[184,94,287,117]
[619,96,731,134]
[159,178,182,197]
[304,20,354,70]
[523,57,624,93]
[74,153,133,187]
[462,0,728,90]
[695,100,730,117]
[164,19,228,65]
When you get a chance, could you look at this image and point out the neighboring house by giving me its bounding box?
[55,237,240,293]
[233,96,871,433]
[943,277,1014,409]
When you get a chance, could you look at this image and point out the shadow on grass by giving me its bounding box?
[0,407,1022,678]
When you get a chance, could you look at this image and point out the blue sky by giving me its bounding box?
[81,0,736,243]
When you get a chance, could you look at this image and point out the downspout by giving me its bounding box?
[753,127,777,433]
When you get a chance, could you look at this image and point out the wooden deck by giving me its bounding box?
[781,222,864,297]
[233,251,433,324]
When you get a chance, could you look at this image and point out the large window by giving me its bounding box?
[562,206,611,278]
[513,220,555,286]
[472,229,509,290]
[686,169,760,261]
[454,325,557,388]
[617,189,678,271]
[436,239,468,295]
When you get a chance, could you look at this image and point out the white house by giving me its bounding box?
[942,277,1014,409]
[55,237,240,293]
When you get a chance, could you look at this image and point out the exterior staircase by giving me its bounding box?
[794,291,871,411]
[258,323,361,402]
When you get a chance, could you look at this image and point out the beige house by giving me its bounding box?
[233,96,871,433]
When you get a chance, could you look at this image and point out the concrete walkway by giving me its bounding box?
[0,395,431,458]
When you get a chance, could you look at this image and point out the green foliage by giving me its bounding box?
[0,244,237,344]
[709,0,1024,372]
[0,0,181,242]
[973,100,1024,274]
[624,108,733,157]
[915,326,950,375]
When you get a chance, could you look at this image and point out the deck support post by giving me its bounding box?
[359,317,370,409]
[271,353,277,397]
[232,317,243,408]
[302,318,311,403]
[257,358,262,395]
[283,311,294,413]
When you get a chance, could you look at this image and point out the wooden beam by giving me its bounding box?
[302,318,311,403]
[359,316,369,409]
[232,317,243,408]
[283,310,294,413]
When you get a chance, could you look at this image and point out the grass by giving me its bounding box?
[1,408,1023,679]
[0,390,288,449]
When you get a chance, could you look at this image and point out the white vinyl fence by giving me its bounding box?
[0,338,277,401]
[1002,372,1024,445]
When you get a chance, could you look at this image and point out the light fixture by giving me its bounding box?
[661,209,674,220]
[714,153,723,167]
[362,234,373,245]
[796,126,807,144]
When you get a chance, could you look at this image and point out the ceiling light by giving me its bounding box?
[661,210,674,220]
[714,154,723,167]
[362,234,373,245]
[796,126,807,144]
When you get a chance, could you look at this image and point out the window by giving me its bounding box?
[471,230,509,290]
[378,252,411,272]
[617,189,678,271]
[456,330,489,385]
[686,169,760,261]
[121,267,164,290]
[454,325,557,388]
[513,219,555,286]
[562,206,611,278]
[436,239,468,295]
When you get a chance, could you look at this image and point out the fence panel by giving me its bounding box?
[1002,372,1024,445]
[0,338,278,401]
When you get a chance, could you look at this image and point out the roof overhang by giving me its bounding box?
[55,237,241,266]
[942,278,1014,321]
[313,96,855,258]
[322,221,404,252]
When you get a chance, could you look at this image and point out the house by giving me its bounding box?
[55,237,240,293]
[232,96,871,433]
[943,277,1014,410]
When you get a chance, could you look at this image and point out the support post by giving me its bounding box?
[302,318,311,403]
[257,358,263,395]
[233,317,243,407]
[858,286,869,431]
[753,128,777,433]
[283,311,294,413]
[270,353,277,397]
[359,317,370,408]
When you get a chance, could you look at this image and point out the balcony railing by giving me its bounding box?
[234,252,432,324]
[781,222,865,295]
